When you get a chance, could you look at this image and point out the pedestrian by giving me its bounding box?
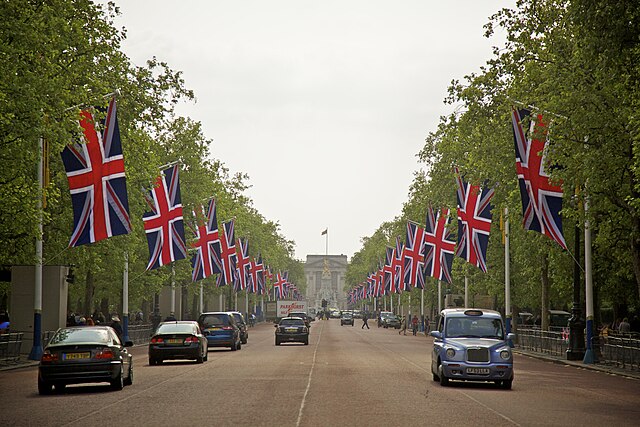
[619,317,631,333]
[110,314,123,340]
[411,315,418,336]
[423,315,430,335]
[399,316,407,335]
[362,311,370,329]
[97,311,106,324]
[85,316,95,326]
[0,308,9,333]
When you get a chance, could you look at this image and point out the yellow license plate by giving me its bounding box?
[286,328,297,332]
[64,352,90,360]
[166,338,182,344]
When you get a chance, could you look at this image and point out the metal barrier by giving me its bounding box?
[127,323,153,345]
[516,328,568,357]
[0,333,24,364]
[593,334,640,370]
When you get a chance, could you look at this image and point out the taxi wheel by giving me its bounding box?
[501,379,513,390]
[196,353,204,364]
[231,340,238,351]
[54,383,66,393]
[203,351,208,362]
[275,338,280,346]
[438,365,449,386]
[304,338,309,345]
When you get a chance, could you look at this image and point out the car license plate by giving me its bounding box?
[166,338,182,344]
[466,367,490,374]
[286,328,297,333]
[63,352,90,360]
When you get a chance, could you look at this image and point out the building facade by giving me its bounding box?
[304,254,348,310]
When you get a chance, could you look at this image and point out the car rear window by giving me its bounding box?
[199,314,230,327]
[49,328,111,345]
[280,319,304,326]
[157,323,196,334]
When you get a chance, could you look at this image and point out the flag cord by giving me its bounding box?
[44,247,69,265]
[566,247,585,274]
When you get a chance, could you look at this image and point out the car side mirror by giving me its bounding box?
[429,331,442,340]
[507,333,516,341]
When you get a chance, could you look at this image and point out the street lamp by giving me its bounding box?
[567,192,585,360]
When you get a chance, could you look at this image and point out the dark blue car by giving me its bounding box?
[197,312,242,351]
[430,308,515,389]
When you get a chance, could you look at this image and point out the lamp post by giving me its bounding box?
[567,195,585,360]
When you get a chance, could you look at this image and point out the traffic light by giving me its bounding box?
[66,266,75,284]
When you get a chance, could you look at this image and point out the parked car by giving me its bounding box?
[148,321,208,365]
[229,311,249,344]
[340,312,355,326]
[289,311,312,328]
[275,317,309,345]
[430,308,514,389]
[38,326,133,394]
[197,312,242,351]
[380,312,401,329]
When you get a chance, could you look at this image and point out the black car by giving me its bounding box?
[381,312,401,329]
[275,317,309,345]
[340,312,355,326]
[148,321,208,365]
[198,312,242,351]
[289,311,311,328]
[230,311,249,344]
[38,326,133,394]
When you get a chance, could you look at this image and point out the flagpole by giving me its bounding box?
[464,275,469,308]
[199,282,203,314]
[583,195,595,364]
[122,252,130,342]
[438,281,442,313]
[504,208,512,338]
[28,135,44,361]
[170,263,176,318]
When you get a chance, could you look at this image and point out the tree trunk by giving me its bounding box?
[541,253,550,331]
[84,268,94,317]
[630,223,640,303]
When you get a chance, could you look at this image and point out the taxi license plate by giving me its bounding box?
[466,367,490,375]
[166,338,182,344]
[286,328,297,333]
[63,352,90,360]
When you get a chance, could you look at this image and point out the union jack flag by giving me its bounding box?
[273,272,287,299]
[424,206,455,284]
[214,219,237,287]
[142,165,187,270]
[404,221,426,289]
[249,256,264,294]
[393,237,406,292]
[511,108,566,249]
[383,246,395,294]
[61,97,131,247]
[190,198,221,282]
[375,265,384,296]
[235,238,252,292]
[455,168,495,272]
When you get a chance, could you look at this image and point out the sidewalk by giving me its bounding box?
[514,348,640,380]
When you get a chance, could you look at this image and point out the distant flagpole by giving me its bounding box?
[322,228,328,256]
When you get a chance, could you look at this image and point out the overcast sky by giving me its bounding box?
[110,0,514,261]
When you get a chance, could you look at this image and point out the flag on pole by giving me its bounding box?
[190,198,221,282]
[455,167,495,272]
[321,228,328,235]
[423,207,455,284]
[511,107,566,249]
[235,238,251,292]
[404,221,426,289]
[214,219,237,286]
[61,97,131,247]
[142,165,187,270]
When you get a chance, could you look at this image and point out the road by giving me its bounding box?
[1,319,639,426]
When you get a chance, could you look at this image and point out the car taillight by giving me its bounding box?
[41,351,58,363]
[150,337,164,344]
[95,349,116,360]
[184,336,199,343]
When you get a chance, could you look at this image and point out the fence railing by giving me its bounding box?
[127,324,153,345]
[0,333,24,364]
[516,328,568,357]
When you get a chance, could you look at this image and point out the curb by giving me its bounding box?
[514,349,640,380]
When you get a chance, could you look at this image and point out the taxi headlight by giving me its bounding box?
[446,348,456,358]
[500,349,511,360]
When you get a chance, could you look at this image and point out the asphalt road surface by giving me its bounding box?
[2,319,640,426]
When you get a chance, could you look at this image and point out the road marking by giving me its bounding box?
[296,320,323,427]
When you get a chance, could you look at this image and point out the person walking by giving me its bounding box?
[411,315,418,336]
[399,316,407,335]
[362,311,370,329]
[110,315,123,341]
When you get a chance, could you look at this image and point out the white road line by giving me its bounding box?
[296,321,323,427]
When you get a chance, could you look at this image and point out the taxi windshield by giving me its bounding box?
[445,317,504,339]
